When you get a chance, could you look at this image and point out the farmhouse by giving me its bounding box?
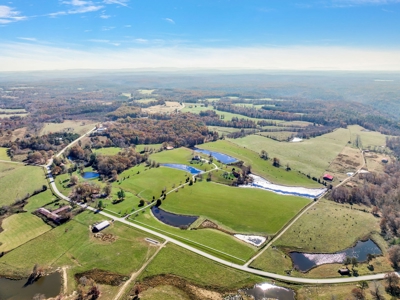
[382,158,389,163]
[192,155,201,161]
[166,146,174,150]
[323,174,334,181]
[37,208,60,222]
[92,220,110,232]
[338,268,350,275]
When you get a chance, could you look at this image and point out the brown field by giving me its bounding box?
[0,127,27,144]
[257,131,296,141]
[364,152,391,173]
[143,101,184,114]
[325,146,363,183]
[40,120,97,136]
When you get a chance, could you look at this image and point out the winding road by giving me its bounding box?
[44,129,394,285]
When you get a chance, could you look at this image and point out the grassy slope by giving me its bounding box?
[0,147,10,160]
[0,214,51,252]
[138,243,264,290]
[0,211,162,278]
[163,180,310,234]
[39,120,96,136]
[140,285,190,300]
[132,209,256,263]
[229,128,350,178]
[198,140,319,187]
[349,124,391,148]
[0,163,47,206]
[23,190,58,213]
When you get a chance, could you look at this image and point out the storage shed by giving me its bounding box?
[323,174,334,181]
[92,221,110,232]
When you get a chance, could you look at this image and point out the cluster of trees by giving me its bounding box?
[94,150,148,176]
[386,137,400,157]
[330,162,400,238]
[101,113,218,148]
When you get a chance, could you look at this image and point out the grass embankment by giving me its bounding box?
[0,211,163,292]
[140,285,191,300]
[39,120,96,136]
[197,140,319,187]
[0,163,47,206]
[163,180,310,234]
[132,209,256,263]
[251,200,392,277]
[138,243,264,290]
[0,147,10,161]
[229,128,350,179]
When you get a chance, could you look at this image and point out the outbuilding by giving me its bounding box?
[323,174,334,181]
[92,220,110,232]
[338,268,350,275]
[382,158,389,163]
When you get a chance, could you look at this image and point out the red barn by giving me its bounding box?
[323,174,334,181]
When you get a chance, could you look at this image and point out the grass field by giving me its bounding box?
[0,163,47,206]
[197,140,319,187]
[23,190,58,213]
[207,126,241,136]
[163,180,310,234]
[137,89,155,95]
[350,125,391,148]
[138,243,263,289]
[0,211,162,281]
[143,101,183,114]
[134,98,157,103]
[40,120,96,136]
[140,285,190,300]
[0,147,10,160]
[0,214,51,252]
[132,210,257,263]
[229,128,351,179]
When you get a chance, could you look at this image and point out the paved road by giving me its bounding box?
[45,130,393,284]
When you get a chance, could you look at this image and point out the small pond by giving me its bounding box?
[244,282,295,300]
[290,239,382,272]
[240,174,326,199]
[0,272,62,300]
[193,148,238,164]
[151,206,198,227]
[81,172,100,179]
[161,163,203,175]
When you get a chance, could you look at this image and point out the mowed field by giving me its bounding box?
[40,120,96,136]
[229,128,351,179]
[0,214,51,252]
[163,180,310,234]
[0,211,162,286]
[0,163,47,206]
[197,140,319,187]
[0,147,10,160]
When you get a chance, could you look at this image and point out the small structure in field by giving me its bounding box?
[36,205,71,224]
[338,268,350,275]
[323,174,334,181]
[166,146,174,150]
[382,158,389,163]
[192,155,201,161]
[92,220,110,232]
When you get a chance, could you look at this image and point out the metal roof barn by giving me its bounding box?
[93,221,110,232]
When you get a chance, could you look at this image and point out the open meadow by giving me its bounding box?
[39,120,96,136]
[197,140,320,187]
[0,147,10,160]
[0,163,47,206]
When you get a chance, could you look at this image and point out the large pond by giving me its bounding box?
[0,272,62,300]
[161,163,203,175]
[239,174,326,199]
[290,239,382,272]
[151,206,198,227]
[244,282,295,300]
[193,148,238,164]
[81,171,100,179]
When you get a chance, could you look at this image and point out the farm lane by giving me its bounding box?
[45,129,396,285]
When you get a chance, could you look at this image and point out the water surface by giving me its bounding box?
[0,272,61,300]
[161,163,203,175]
[290,239,382,272]
[151,206,198,227]
[244,283,295,300]
[193,148,238,164]
[81,171,100,179]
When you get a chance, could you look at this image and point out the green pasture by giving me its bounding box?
[0,163,47,206]
[139,243,263,290]
[197,140,319,187]
[93,147,122,156]
[131,210,257,263]
[349,125,391,148]
[228,128,351,179]
[162,180,310,234]
[0,147,10,160]
[23,190,58,213]
[0,211,162,278]
[0,214,52,252]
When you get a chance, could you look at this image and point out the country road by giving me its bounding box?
[44,129,394,285]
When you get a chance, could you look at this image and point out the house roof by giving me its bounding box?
[323,174,334,180]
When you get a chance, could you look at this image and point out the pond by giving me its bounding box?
[290,239,382,272]
[161,164,203,175]
[239,174,326,199]
[244,282,295,300]
[0,272,62,300]
[193,148,238,164]
[81,171,100,179]
[151,206,198,227]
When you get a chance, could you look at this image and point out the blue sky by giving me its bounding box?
[1,0,400,71]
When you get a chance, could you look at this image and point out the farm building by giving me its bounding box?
[166,146,174,150]
[382,158,389,163]
[323,174,334,181]
[192,155,201,161]
[92,220,110,232]
[52,205,71,215]
[37,208,60,222]
[338,268,350,275]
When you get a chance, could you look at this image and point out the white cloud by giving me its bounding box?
[100,14,111,19]
[0,5,26,24]
[134,38,148,44]
[164,18,175,24]
[50,1,103,17]
[17,37,37,41]
[88,39,110,43]
[1,43,400,71]
[104,0,129,7]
